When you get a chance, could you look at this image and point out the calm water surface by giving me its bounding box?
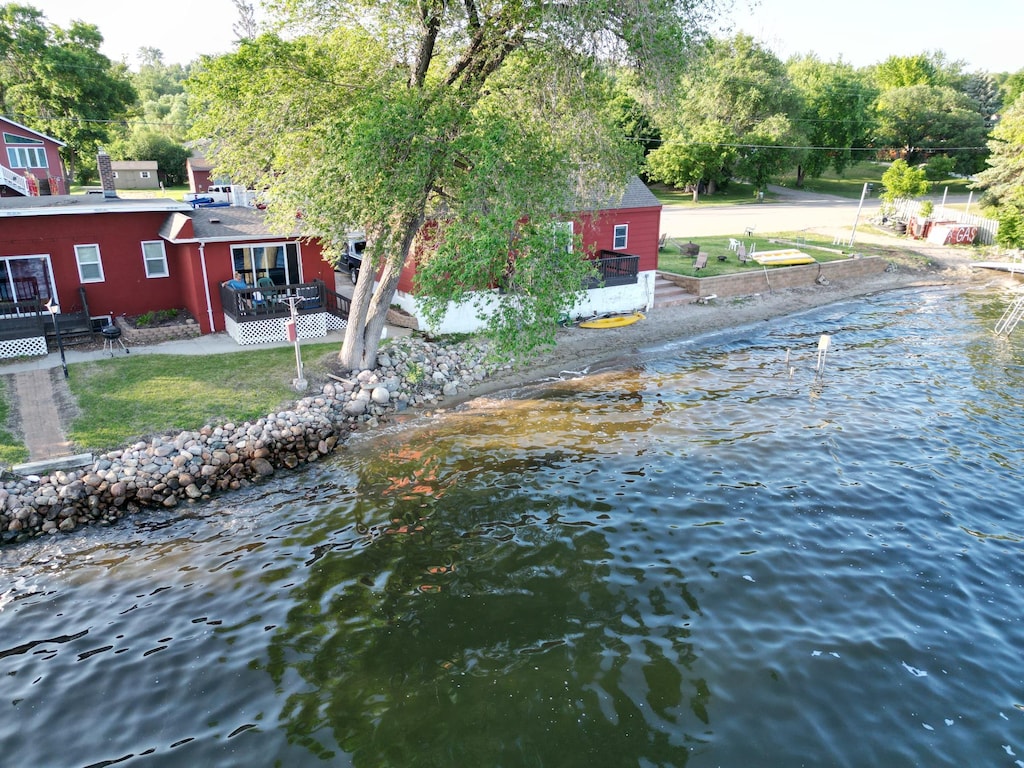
[2,286,1023,767]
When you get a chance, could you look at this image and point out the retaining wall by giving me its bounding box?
[660,256,889,299]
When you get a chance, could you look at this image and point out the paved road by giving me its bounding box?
[660,187,973,242]
[660,189,882,241]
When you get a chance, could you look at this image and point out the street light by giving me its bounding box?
[44,298,68,379]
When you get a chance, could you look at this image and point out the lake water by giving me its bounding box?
[2,285,1023,767]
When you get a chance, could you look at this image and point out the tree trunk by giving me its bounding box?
[338,209,424,371]
[796,164,805,188]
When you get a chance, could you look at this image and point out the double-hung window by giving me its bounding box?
[613,224,628,250]
[142,241,169,278]
[74,244,105,283]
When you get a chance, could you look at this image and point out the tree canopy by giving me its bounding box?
[0,3,136,181]
[974,93,1024,248]
[190,0,720,369]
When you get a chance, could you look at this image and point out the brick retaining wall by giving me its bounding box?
[660,256,889,299]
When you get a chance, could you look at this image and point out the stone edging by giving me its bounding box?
[115,316,202,345]
[1,336,504,546]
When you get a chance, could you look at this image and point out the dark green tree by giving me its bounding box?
[108,128,188,186]
[0,3,136,182]
[661,34,806,194]
[788,56,876,185]
[974,93,1024,248]
[873,84,989,172]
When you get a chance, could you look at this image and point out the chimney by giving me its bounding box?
[97,149,118,199]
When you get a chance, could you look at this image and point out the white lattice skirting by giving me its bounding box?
[226,312,347,346]
[0,335,48,360]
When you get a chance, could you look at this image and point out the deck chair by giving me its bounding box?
[254,276,277,306]
[694,252,708,271]
[658,233,668,250]
[737,243,749,262]
[728,238,740,252]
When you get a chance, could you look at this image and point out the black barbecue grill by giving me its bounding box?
[101,324,129,356]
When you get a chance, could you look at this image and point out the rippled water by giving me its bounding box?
[2,286,1023,767]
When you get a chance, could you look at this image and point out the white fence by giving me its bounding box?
[890,197,1000,245]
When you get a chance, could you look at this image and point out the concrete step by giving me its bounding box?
[653,275,695,308]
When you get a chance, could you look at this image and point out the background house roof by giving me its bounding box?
[112,160,158,171]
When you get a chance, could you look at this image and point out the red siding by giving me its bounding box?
[1,119,68,195]
[3,211,185,318]
[575,206,662,272]
[395,204,662,294]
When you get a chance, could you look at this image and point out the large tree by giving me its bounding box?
[787,56,876,185]
[656,34,805,194]
[873,84,989,172]
[974,94,1024,248]
[190,0,719,369]
[0,3,136,182]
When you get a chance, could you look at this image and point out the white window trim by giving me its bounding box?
[613,224,628,250]
[74,244,105,283]
[6,146,47,169]
[140,170,151,179]
[142,240,169,278]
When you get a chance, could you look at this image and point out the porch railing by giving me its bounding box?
[0,297,45,341]
[586,251,640,288]
[220,279,350,324]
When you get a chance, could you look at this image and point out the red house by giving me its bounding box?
[391,175,663,333]
[1,117,69,197]
[0,157,342,359]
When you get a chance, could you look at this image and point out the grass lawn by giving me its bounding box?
[649,180,763,207]
[65,341,345,451]
[657,232,853,277]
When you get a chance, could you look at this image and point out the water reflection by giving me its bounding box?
[2,287,1023,767]
[264,421,714,766]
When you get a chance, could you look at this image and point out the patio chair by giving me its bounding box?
[737,243,748,262]
[694,252,708,271]
[255,276,277,306]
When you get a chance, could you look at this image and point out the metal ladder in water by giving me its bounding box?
[995,294,1024,336]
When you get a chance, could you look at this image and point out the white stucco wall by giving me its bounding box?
[393,271,655,335]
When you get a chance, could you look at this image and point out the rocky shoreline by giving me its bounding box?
[0,336,505,546]
[1,241,1003,548]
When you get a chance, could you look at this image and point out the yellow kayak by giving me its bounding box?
[754,249,816,266]
[579,312,645,329]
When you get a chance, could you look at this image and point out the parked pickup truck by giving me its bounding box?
[338,233,366,284]
[184,185,254,207]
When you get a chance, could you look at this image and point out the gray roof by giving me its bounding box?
[162,205,300,242]
[614,176,661,210]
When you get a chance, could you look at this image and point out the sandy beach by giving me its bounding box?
[458,236,1005,402]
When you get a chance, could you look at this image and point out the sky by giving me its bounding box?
[19,0,1024,74]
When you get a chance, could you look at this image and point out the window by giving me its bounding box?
[231,242,300,285]
[0,255,56,303]
[140,171,151,179]
[112,171,119,178]
[613,224,628,250]
[6,146,47,169]
[74,244,105,283]
[142,241,168,278]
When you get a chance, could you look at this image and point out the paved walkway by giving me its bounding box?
[14,368,72,461]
